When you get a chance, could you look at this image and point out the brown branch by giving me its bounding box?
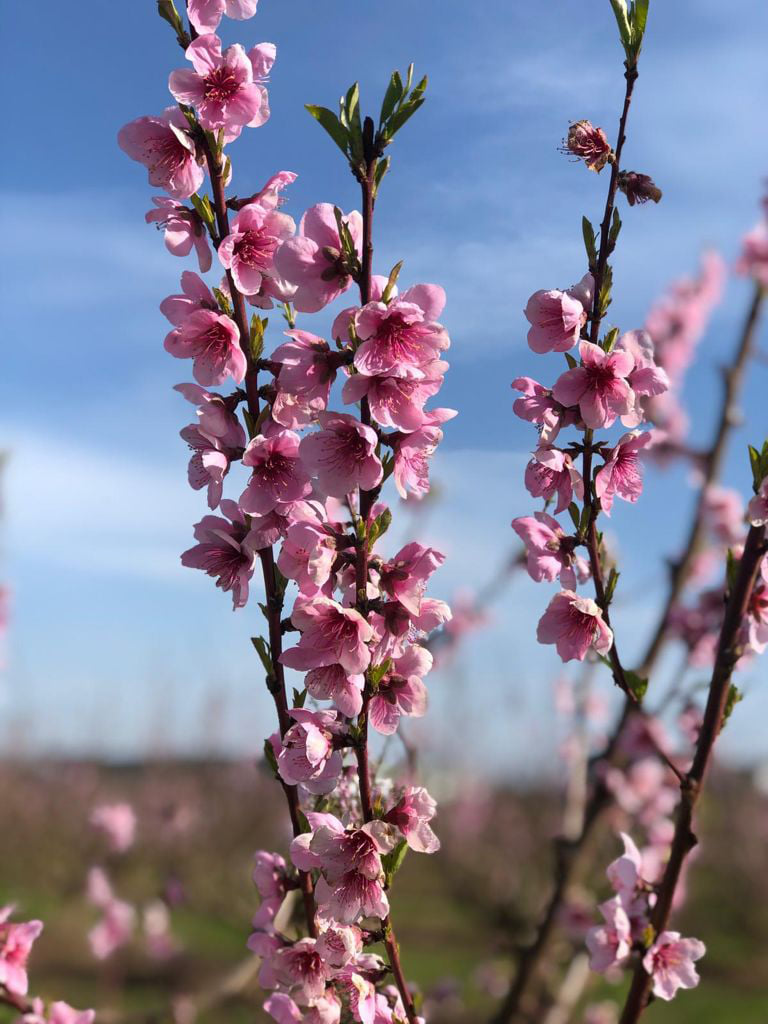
[350,125,418,1024]
[637,281,766,676]
[490,62,640,1024]
[618,522,768,1023]
[196,93,316,939]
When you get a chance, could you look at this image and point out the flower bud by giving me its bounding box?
[561,120,613,172]
[618,171,662,206]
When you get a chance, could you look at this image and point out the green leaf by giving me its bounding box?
[249,313,266,361]
[189,192,215,231]
[624,669,648,701]
[609,0,633,51]
[608,207,622,253]
[605,568,620,605]
[630,0,650,57]
[292,687,307,709]
[582,216,598,268]
[368,506,393,551]
[381,839,408,886]
[213,286,232,315]
[263,737,279,777]
[251,636,274,677]
[369,659,392,688]
[599,263,613,316]
[722,683,743,726]
[564,351,579,370]
[603,326,620,352]
[748,440,768,491]
[305,104,350,157]
[567,503,581,531]
[343,82,363,163]
[381,260,403,304]
[373,156,391,197]
[379,71,404,127]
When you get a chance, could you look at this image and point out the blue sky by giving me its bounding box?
[1,0,767,776]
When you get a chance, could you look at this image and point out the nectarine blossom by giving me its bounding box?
[118,107,203,199]
[642,932,705,1001]
[169,34,273,134]
[537,590,613,662]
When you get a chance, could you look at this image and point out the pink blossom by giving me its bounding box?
[21,1000,95,1024]
[169,34,273,134]
[305,665,365,718]
[746,583,768,654]
[187,0,259,35]
[524,281,589,354]
[264,992,342,1024]
[343,369,444,432]
[368,646,430,735]
[164,308,245,386]
[642,931,705,1000]
[273,938,331,1004]
[511,512,588,589]
[282,597,373,674]
[161,272,219,325]
[175,381,245,439]
[353,286,449,379]
[595,431,651,515]
[0,908,43,996]
[252,851,287,929]
[275,204,363,313]
[270,330,339,427]
[645,251,725,385]
[552,342,635,429]
[89,803,137,853]
[748,478,768,526]
[299,413,382,498]
[146,198,212,272]
[181,500,258,608]
[524,446,584,515]
[310,821,397,923]
[239,430,311,514]
[537,590,613,662]
[118,107,203,199]
[277,520,335,597]
[218,200,295,297]
[379,543,445,616]
[315,924,362,969]
[180,420,244,509]
[614,330,670,426]
[585,897,631,973]
[384,786,440,853]
[511,377,575,443]
[276,709,344,794]
[605,832,643,902]
[702,485,745,547]
[735,221,768,287]
[392,408,456,500]
[89,906,135,961]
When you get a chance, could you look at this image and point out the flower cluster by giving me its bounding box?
[1,906,93,1024]
[514,248,670,663]
[586,832,705,1001]
[85,802,176,963]
[119,5,451,1020]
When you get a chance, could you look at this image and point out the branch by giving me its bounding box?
[352,129,419,1024]
[194,78,316,939]
[618,521,768,1023]
[637,281,766,676]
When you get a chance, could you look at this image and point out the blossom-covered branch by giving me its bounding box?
[119,4,452,1020]
[617,467,768,1021]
